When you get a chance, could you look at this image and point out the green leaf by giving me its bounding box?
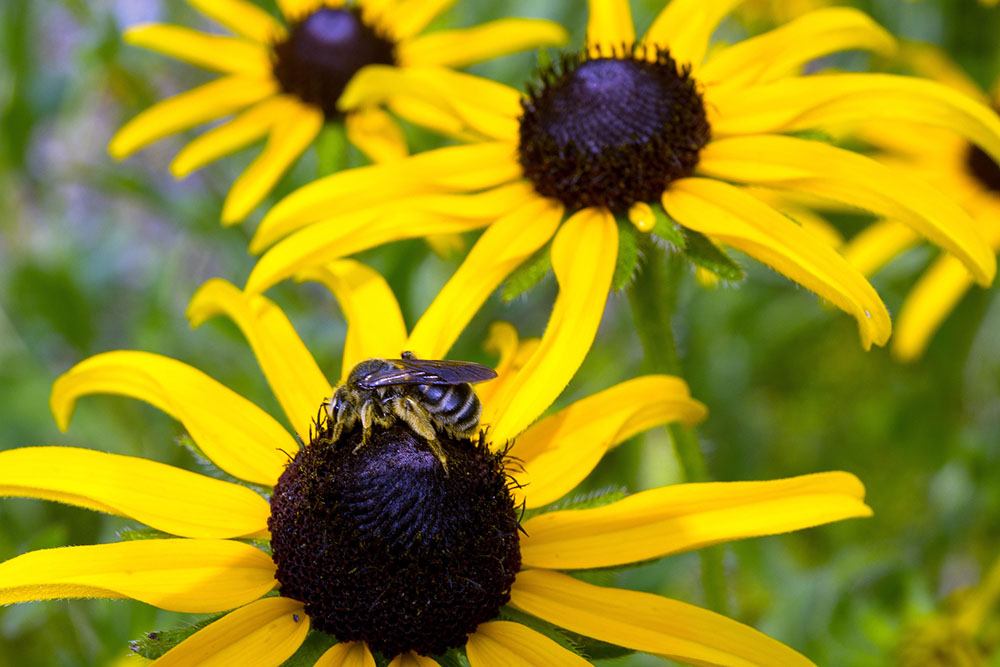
[681,228,744,281]
[521,486,627,521]
[649,203,686,248]
[612,219,640,291]
[129,615,223,660]
[278,631,338,666]
[501,243,553,301]
[315,123,348,176]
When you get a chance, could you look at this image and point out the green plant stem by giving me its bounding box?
[628,237,728,615]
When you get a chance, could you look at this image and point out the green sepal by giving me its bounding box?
[649,203,686,248]
[315,122,348,176]
[612,218,640,292]
[786,128,836,144]
[278,631,338,667]
[521,486,627,521]
[430,648,471,667]
[117,527,171,541]
[129,615,223,660]
[501,243,553,302]
[681,228,744,281]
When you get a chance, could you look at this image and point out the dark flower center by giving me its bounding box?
[965,142,1000,193]
[518,47,710,212]
[268,415,521,658]
[272,7,396,119]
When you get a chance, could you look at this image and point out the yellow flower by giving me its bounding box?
[244,0,1000,360]
[0,263,871,666]
[108,0,567,223]
[840,44,1000,361]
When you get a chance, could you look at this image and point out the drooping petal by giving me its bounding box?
[699,8,895,88]
[152,597,308,667]
[315,642,376,667]
[187,279,332,439]
[345,106,408,163]
[510,570,814,667]
[0,447,268,539]
[522,472,871,569]
[509,376,708,509]
[221,101,324,224]
[294,260,408,382]
[385,0,458,40]
[841,220,921,277]
[399,18,567,68]
[586,0,634,55]
[405,197,564,360]
[51,351,294,486]
[124,24,271,74]
[251,142,521,252]
[466,621,591,667]
[387,653,441,667]
[172,96,298,177]
[478,322,540,413]
[487,208,618,445]
[187,0,287,43]
[663,178,891,349]
[642,0,742,68]
[0,539,276,612]
[109,75,278,159]
[697,135,996,285]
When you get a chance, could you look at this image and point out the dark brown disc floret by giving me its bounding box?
[966,142,1000,193]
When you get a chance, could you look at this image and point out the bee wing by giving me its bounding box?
[362,358,498,387]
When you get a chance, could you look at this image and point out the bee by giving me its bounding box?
[326,351,498,469]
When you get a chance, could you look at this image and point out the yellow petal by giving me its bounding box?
[400,18,567,68]
[51,351,293,486]
[488,208,618,445]
[710,74,1000,169]
[898,42,988,103]
[172,96,299,178]
[697,135,996,285]
[187,278,331,439]
[315,642,376,667]
[522,471,871,569]
[0,447,268,539]
[277,0,326,21]
[387,653,441,667]
[663,178,891,349]
[221,101,324,224]
[509,376,708,509]
[387,0,458,40]
[0,539,276,612]
[124,24,271,74]
[478,322,540,413]
[294,260,408,382]
[466,621,591,667]
[511,570,815,666]
[586,0,634,55]
[387,94,477,140]
[109,75,278,159]
[405,197,563,360]
[152,597,308,666]
[841,220,922,277]
[251,142,520,252]
[345,106,408,163]
[187,0,287,43]
[700,8,896,88]
[643,0,741,67]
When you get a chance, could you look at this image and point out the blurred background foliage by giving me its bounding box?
[3,0,1000,665]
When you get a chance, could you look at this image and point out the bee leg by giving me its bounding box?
[396,397,449,472]
[354,400,377,453]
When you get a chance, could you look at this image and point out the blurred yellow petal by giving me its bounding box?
[345,106,408,163]
[509,376,707,509]
[388,0,458,40]
[488,207,617,445]
[187,278,331,439]
[663,178,891,349]
[278,0,326,21]
[388,94,477,140]
[511,570,814,666]
[0,540,275,612]
[388,653,440,667]
[172,96,299,177]
[295,260,408,382]
[700,8,895,88]
[124,24,271,74]
[522,472,871,569]
[842,220,921,277]
[747,188,845,249]
[643,0,741,67]
[221,101,324,224]
[466,621,591,667]
[315,641,376,667]
[400,18,567,68]
[0,447,268,539]
[51,351,293,486]
[187,0,287,42]
[251,143,520,252]
[109,75,278,159]
[478,322,540,412]
[152,597,308,666]
[586,0,634,54]
[899,42,988,103]
[698,135,996,285]
[406,197,563,360]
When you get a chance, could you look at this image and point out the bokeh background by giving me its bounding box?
[3,1,1000,664]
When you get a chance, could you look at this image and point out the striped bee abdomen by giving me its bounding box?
[416,383,482,437]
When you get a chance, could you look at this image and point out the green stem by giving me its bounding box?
[628,237,728,615]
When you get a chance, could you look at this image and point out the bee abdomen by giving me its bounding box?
[417,384,481,436]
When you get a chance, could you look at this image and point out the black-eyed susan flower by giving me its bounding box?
[840,44,1000,360]
[109,0,567,223]
[244,0,1000,360]
[1,263,871,666]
